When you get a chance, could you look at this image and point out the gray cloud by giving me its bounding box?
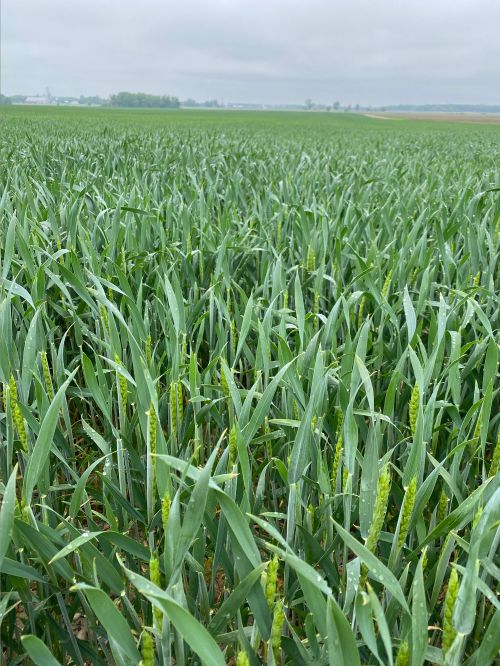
[1,0,499,104]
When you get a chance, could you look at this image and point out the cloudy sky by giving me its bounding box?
[1,0,499,105]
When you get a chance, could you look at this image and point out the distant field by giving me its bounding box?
[5,104,500,129]
[6,103,500,130]
[0,106,499,665]
[364,111,500,125]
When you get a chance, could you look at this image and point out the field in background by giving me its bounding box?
[364,111,500,125]
[0,107,499,665]
[6,104,500,130]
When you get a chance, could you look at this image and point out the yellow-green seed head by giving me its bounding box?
[442,568,459,653]
[365,464,391,554]
[307,245,315,272]
[9,375,18,408]
[397,476,417,550]
[10,376,27,452]
[150,556,161,586]
[181,334,187,364]
[115,355,128,414]
[231,318,237,357]
[489,430,500,477]
[14,404,27,452]
[271,601,285,658]
[261,569,268,594]
[100,305,109,333]
[236,651,250,666]
[331,435,343,494]
[382,269,393,298]
[307,504,315,532]
[313,290,319,315]
[409,383,419,435]
[422,548,428,571]
[149,556,163,626]
[395,640,409,666]
[336,412,344,435]
[342,467,349,493]
[265,555,279,609]
[40,351,54,401]
[146,335,152,366]
[161,488,171,531]
[141,631,155,666]
[229,422,238,467]
[472,271,480,288]
[149,405,157,492]
[276,219,282,246]
[283,290,289,309]
[18,498,28,523]
[177,380,183,422]
[199,250,204,281]
[437,489,448,524]
[220,367,229,398]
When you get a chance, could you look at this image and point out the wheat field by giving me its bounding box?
[0,107,499,665]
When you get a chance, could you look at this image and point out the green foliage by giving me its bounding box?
[0,107,499,664]
[110,91,180,108]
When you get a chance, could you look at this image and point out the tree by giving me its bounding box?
[333,101,340,111]
[79,95,105,106]
[304,98,313,110]
[110,92,180,109]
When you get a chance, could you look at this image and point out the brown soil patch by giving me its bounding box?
[364,112,500,125]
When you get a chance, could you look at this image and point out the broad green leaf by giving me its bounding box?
[334,521,410,614]
[411,554,428,666]
[327,596,361,666]
[0,465,17,570]
[21,635,62,666]
[73,584,140,665]
[403,285,417,342]
[121,565,225,666]
[23,368,78,504]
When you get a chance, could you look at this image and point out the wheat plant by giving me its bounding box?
[0,107,499,665]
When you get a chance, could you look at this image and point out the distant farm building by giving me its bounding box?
[25,96,50,105]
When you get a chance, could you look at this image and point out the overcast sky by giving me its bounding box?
[1,0,499,105]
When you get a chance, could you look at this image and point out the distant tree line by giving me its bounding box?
[0,92,219,109]
[110,92,180,108]
[79,95,106,106]
[182,98,221,108]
